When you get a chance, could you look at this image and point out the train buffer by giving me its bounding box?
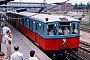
[1,21,51,60]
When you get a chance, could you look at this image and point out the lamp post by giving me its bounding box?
[0,14,2,51]
[43,0,46,8]
[20,0,21,8]
[43,0,69,12]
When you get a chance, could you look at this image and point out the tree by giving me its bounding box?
[73,3,79,9]
[78,2,85,9]
[86,2,90,9]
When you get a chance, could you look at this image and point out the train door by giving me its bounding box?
[35,22,39,45]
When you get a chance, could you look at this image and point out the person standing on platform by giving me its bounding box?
[0,51,5,60]
[5,30,12,60]
[1,19,4,27]
[28,50,38,60]
[10,45,24,60]
[2,24,11,43]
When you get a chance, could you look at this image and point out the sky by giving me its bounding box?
[13,0,90,5]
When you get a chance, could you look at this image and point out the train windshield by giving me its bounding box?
[58,22,70,35]
[46,22,79,36]
[46,22,70,36]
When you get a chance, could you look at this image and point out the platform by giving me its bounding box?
[1,20,51,60]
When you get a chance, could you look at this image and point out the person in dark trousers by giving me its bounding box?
[10,45,24,60]
[5,30,12,60]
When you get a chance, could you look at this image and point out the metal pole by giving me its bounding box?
[20,0,21,8]
[43,0,46,8]
[0,14,1,51]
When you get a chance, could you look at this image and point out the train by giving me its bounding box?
[6,11,80,59]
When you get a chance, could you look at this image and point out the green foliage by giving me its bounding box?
[86,2,90,9]
[47,12,51,15]
[73,2,90,9]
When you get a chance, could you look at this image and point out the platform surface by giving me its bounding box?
[1,20,51,60]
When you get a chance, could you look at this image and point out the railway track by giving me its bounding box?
[49,41,90,60]
[80,41,90,53]
[80,25,90,32]
[77,41,90,60]
[65,41,90,60]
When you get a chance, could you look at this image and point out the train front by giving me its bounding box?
[37,16,80,58]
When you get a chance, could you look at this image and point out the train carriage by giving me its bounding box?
[6,12,80,57]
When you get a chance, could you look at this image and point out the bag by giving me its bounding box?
[9,41,11,44]
[8,35,11,44]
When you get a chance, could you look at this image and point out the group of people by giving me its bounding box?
[49,27,69,35]
[0,24,38,60]
[0,46,38,60]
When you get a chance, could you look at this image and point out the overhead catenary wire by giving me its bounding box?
[30,0,69,17]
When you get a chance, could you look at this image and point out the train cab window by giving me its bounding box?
[47,24,56,36]
[72,23,78,34]
[59,22,70,35]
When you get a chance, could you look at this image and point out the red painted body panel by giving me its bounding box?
[19,24,26,35]
[10,20,12,24]
[38,35,79,50]
[12,20,14,25]
[0,34,2,42]
[16,22,19,29]
[66,37,80,48]
[12,20,15,26]
[27,29,35,42]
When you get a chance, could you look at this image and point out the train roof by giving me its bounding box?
[8,12,80,23]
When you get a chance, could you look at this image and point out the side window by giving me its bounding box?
[39,23,42,34]
[27,19,29,29]
[21,17,23,25]
[41,24,44,35]
[47,24,56,36]
[20,17,22,25]
[30,20,34,31]
[36,23,39,33]
[72,23,78,34]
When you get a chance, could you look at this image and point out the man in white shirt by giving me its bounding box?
[28,50,38,60]
[10,45,24,60]
[2,24,11,43]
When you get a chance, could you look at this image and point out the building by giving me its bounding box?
[60,2,73,11]
[0,2,46,13]
[43,2,73,12]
